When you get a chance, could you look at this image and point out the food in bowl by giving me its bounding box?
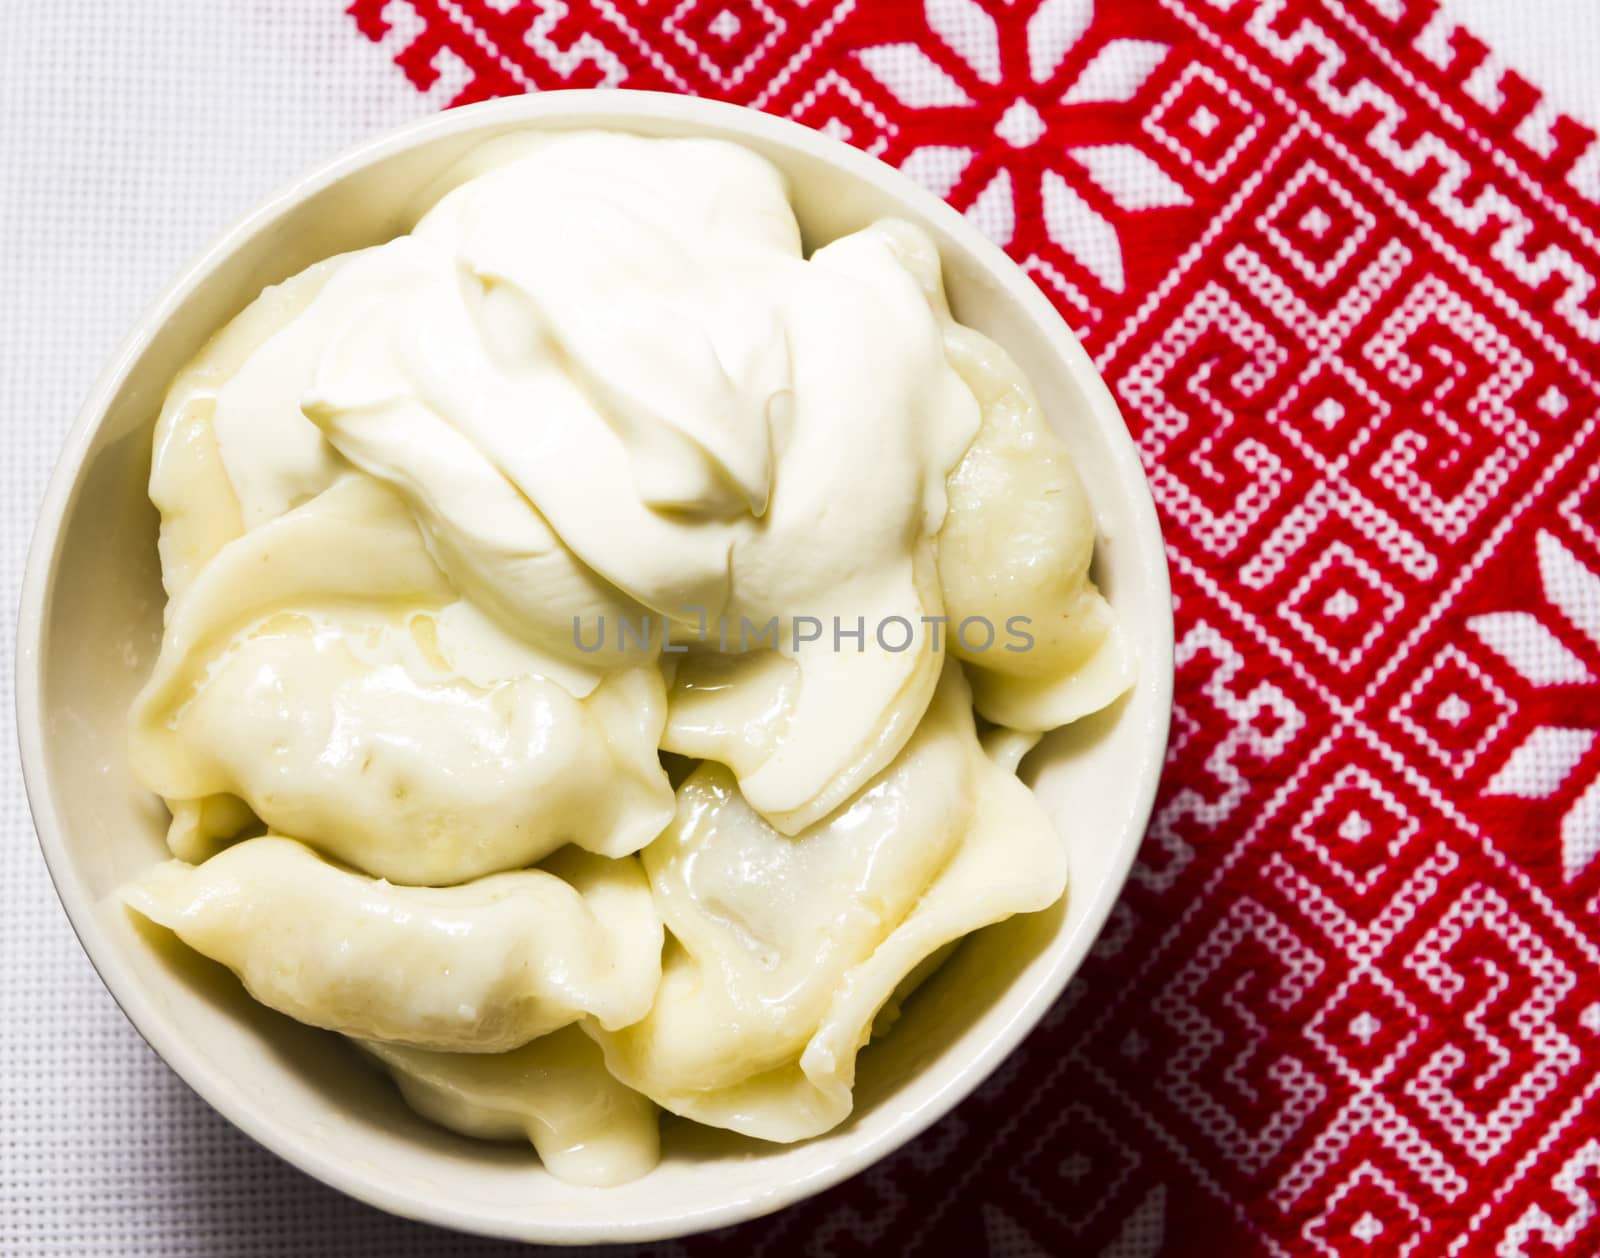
[119,129,1132,1187]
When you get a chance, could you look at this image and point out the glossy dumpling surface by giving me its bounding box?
[122,837,663,1052]
[130,476,674,881]
[148,252,357,600]
[140,616,672,884]
[591,666,1067,1140]
[357,1026,660,1186]
[937,324,1133,730]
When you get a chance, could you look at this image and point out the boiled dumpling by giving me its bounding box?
[135,475,454,724]
[937,324,1133,730]
[625,668,975,1098]
[148,252,355,600]
[590,664,1066,1140]
[134,474,449,863]
[143,621,673,884]
[357,1025,659,1187]
[122,837,663,1052]
[861,219,1130,730]
[130,475,674,881]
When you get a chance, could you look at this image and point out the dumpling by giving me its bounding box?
[857,219,1130,732]
[122,837,663,1052]
[937,324,1133,730]
[357,1025,659,1187]
[138,617,672,884]
[630,669,974,1095]
[130,475,675,881]
[148,252,354,601]
[134,474,449,863]
[590,664,1067,1140]
[134,475,455,720]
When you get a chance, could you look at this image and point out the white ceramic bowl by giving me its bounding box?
[17,90,1172,1244]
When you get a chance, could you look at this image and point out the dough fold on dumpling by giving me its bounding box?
[138,615,673,884]
[122,837,663,1052]
[356,1025,660,1187]
[589,665,1067,1141]
[936,324,1133,730]
[134,475,454,727]
[130,475,675,881]
[151,245,375,581]
[149,252,375,601]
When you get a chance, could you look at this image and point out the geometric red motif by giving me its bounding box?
[1145,63,1262,184]
[1261,164,1376,289]
[1292,765,1420,893]
[1395,645,1516,776]
[1284,543,1404,672]
[1307,971,1421,1082]
[666,0,784,86]
[1302,1162,1426,1258]
[349,0,1600,1253]
[1274,363,1386,467]
[1016,1102,1140,1236]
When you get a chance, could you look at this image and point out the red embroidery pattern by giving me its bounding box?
[350,2,1600,1252]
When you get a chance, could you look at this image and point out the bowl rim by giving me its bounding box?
[16,88,1174,1244]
